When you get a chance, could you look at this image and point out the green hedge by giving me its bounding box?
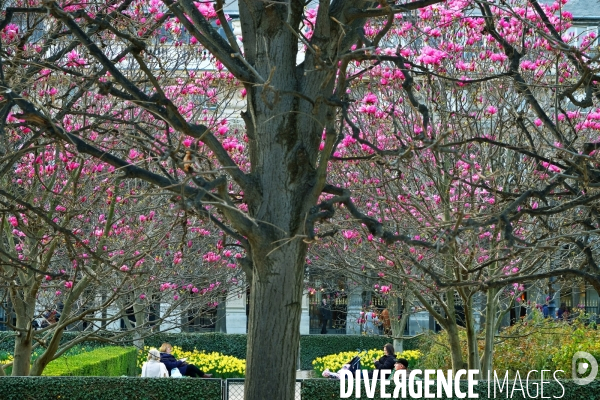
[301,379,600,400]
[144,332,248,359]
[2,377,597,400]
[299,335,421,370]
[0,332,116,353]
[0,331,421,370]
[42,347,137,377]
[0,377,221,400]
[145,333,421,369]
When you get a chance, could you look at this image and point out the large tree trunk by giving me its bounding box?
[245,242,306,400]
[237,2,332,397]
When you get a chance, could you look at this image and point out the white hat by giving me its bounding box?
[148,348,161,360]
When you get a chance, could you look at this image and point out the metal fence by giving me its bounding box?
[222,378,303,400]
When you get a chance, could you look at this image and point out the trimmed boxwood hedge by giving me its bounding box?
[2,377,597,400]
[0,377,221,400]
[0,332,116,353]
[42,347,137,377]
[0,331,420,370]
[300,379,600,400]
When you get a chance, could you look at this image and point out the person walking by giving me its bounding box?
[319,298,332,334]
[380,308,391,335]
[557,303,567,320]
[542,303,550,319]
[364,308,379,335]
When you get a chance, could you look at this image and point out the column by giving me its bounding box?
[300,291,310,335]
[159,303,181,333]
[225,291,247,333]
[346,285,363,335]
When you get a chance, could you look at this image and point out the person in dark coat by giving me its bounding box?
[542,303,550,318]
[557,303,567,320]
[319,298,332,334]
[159,342,212,378]
[368,343,396,377]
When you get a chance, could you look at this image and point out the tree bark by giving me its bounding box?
[463,295,480,373]
[30,275,91,375]
[133,302,146,350]
[445,322,466,372]
[412,288,466,372]
[480,287,497,378]
[12,329,33,376]
[10,276,36,376]
[245,241,306,400]
[236,3,332,398]
[443,289,467,372]
[389,295,410,353]
[214,295,227,333]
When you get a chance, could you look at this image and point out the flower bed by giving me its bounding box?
[138,346,245,378]
[311,349,422,376]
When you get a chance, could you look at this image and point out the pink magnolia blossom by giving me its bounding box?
[416,46,447,65]
[486,106,498,115]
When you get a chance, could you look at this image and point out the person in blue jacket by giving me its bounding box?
[159,342,212,378]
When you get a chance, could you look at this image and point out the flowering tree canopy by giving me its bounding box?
[0,139,236,376]
[2,0,600,397]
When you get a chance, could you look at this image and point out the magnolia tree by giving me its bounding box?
[0,140,238,375]
[320,76,556,374]
[309,0,600,376]
[312,2,600,376]
[2,0,600,397]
